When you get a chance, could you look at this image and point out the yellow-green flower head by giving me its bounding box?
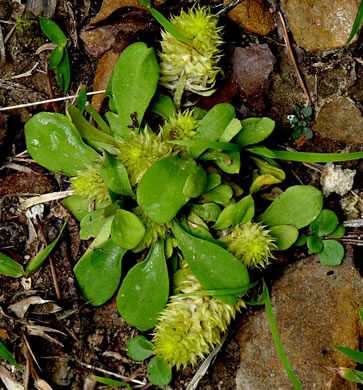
[162,109,199,141]
[153,267,244,369]
[71,164,111,205]
[158,6,223,99]
[132,206,170,252]
[220,221,277,269]
[115,127,173,186]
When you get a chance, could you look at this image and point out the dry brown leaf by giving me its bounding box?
[91,50,120,112]
[0,366,24,390]
[27,325,65,347]
[34,379,53,390]
[89,0,148,26]
[0,328,9,339]
[9,296,52,318]
[35,43,57,55]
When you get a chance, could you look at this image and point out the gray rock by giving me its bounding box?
[236,247,362,389]
[313,97,363,145]
[281,0,361,51]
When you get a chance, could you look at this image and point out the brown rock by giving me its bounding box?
[232,44,275,111]
[225,0,275,35]
[281,0,361,51]
[236,248,362,389]
[313,97,363,145]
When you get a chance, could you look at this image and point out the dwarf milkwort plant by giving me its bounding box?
[11,6,363,386]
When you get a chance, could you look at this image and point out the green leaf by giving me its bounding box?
[25,221,67,275]
[183,165,207,198]
[147,357,172,386]
[333,345,363,365]
[346,0,363,44]
[359,308,363,328]
[56,48,70,94]
[111,209,145,250]
[247,146,278,159]
[328,224,346,239]
[213,195,255,230]
[0,253,24,277]
[25,112,100,176]
[77,86,88,112]
[150,93,176,120]
[169,139,241,152]
[215,151,241,174]
[126,335,154,361]
[292,130,302,140]
[61,195,90,221]
[112,42,159,138]
[302,106,313,118]
[100,152,134,196]
[80,204,117,240]
[307,235,323,254]
[91,376,131,389]
[338,368,363,384]
[255,149,363,163]
[250,174,282,194]
[309,209,338,237]
[191,103,236,157]
[74,239,126,306]
[117,241,169,330]
[250,156,286,181]
[190,203,221,222]
[295,233,308,247]
[150,8,193,46]
[66,105,117,154]
[105,112,124,136]
[302,127,313,139]
[0,342,23,373]
[85,103,112,135]
[258,185,323,229]
[203,184,233,205]
[219,118,242,142]
[269,225,299,251]
[49,44,64,69]
[39,17,67,44]
[138,0,151,8]
[137,156,198,224]
[317,240,344,267]
[263,281,303,390]
[205,174,222,191]
[172,221,250,304]
[235,117,275,147]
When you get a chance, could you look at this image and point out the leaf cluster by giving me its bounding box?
[286,105,313,140]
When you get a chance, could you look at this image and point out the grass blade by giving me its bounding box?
[346,0,363,45]
[264,281,303,390]
[0,342,23,373]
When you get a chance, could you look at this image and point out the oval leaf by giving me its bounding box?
[269,225,298,251]
[309,209,338,237]
[117,241,169,330]
[137,156,197,224]
[0,253,24,278]
[307,235,323,254]
[317,240,344,267]
[56,48,70,94]
[190,203,221,222]
[236,117,275,147]
[111,209,145,250]
[112,42,159,138]
[25,112,100,176]
[203,184,233,205]
[329,224,346,239]
[126,335,154,361]
[147,357,172,387]
[183,165,207,198]
[39,17,67,44]
[100,152,134,196]
[49,44,64,69]
[258,185,323,229]
[172,221,250,304]
[150,93,176,120]
[74,239,126,306]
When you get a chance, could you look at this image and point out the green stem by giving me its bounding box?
[85,103,112,135]
[264,282,303,390]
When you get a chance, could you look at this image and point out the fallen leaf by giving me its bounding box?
[9,296,52,318]
[0,366,24,390]
[27,325,65,347]
[34,379,53,390]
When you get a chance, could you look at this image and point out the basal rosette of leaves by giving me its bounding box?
[17,7,363,386]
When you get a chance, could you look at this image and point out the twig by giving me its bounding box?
[35,216,62,300]
[0,26,5,64]
[20,190,75,209]
[343,219,363,228]
[76,361,146,386]
[216,0,244,16]
[10,62,39,79]
[0,90,106,111]
[277,11,311,104]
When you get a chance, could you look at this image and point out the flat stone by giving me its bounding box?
[313,97,363,144]
[232,44,275,111]
[236,247,363,389]
[281,0,361,51]
[225,0,275,35]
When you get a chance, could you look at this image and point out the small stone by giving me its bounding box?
[232,44,275,111]
[281,0,361,50]
[225,0,275,35]
[236,248,362,389]
[321,162,356,197]
[313,97,363,145]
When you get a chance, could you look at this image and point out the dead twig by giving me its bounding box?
[277,11,311,104]
[0,26,5,64]
[21,190,75,210]
[0,90,105,111]
[11,63,39,79]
